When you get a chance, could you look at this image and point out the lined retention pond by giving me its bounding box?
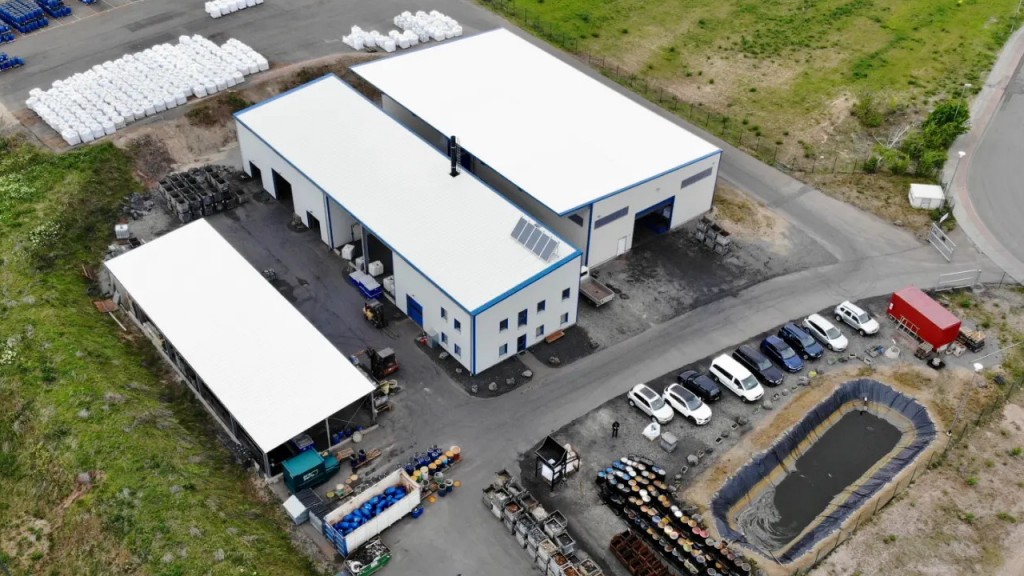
[712,379,936,563]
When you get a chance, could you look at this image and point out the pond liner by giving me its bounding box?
[710,378,936,563]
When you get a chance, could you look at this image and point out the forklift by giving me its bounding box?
[352,347,399,381]
[363,300,387,329]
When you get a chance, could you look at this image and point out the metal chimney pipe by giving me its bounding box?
[449,135,460,177]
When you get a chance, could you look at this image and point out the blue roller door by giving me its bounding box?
[406,295,423,326]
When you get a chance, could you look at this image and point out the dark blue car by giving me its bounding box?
[778,323,824,360]
[761,335,805,372]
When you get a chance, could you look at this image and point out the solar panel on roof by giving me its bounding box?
[518,223,536,243]
[540,239,557,261]
[511,217,527,239]
[532,236,549,256]
[525,229,542,250]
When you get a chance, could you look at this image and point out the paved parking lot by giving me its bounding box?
[514,292,994,574]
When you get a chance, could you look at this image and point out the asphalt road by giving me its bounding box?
[0,0,507,111]
[964,46,1024,281]
[952,25,1024,284]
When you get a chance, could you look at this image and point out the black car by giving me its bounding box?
[778,322,825,360]
[732,345,784,387]
[677,370,723,402]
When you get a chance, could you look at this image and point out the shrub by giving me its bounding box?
[853,93,886,128]
[997,512,1018,523]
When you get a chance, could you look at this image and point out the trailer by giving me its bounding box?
[579,266,615,307]
[887,287,961,351]
[322,469,421,557]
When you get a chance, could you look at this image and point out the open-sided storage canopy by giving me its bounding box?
[105,219,374,454]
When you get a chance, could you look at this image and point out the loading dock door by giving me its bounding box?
[406,295,423,327]
[249,162,263,189]
[635,197,674,234]
[271,169,293,210]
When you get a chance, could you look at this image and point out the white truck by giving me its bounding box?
[579,266,615,307]
[322,469,420,557]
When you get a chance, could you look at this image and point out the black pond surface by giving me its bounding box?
[738,411,901,550]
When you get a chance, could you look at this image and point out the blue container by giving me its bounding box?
[411,506,424,519]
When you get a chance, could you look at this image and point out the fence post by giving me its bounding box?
[832,156,838,173]
[773,145,778,165]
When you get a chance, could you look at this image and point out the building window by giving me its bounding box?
[680,167,714,189]
[594,207,628,229]
[441,332,448,344]
[536,325,545,337]
[454,319,461,332]
[499,318,509,331]
[454,344,462,356]
[441,307,447,320]
[568,213,585,226]
[499,343,508,356]
[562,288,571,301]
[561,312,569,325]
[537,300,546,313]
[518,309,528,327]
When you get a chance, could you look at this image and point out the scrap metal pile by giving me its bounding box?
[597,455,754,576]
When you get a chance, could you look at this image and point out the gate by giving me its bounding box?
[935,269,982,291]
[928,221,956,262]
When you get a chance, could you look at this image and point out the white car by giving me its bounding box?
[663,383,712,425]
[627,383,675,424]
[709,355,765,403]
[834,300,880,336]
[803,313,849,352]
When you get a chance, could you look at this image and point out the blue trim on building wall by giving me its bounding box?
[235,73,580,320]
[365,87,723,219]
[559,149,723,215]
[470,251,582,316]
[584,209,593,266]
[234,73,335,120]
[471,315,477,375]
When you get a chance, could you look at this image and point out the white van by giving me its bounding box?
[709,354,764,403]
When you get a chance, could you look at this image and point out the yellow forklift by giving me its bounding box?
[363,300,387,329]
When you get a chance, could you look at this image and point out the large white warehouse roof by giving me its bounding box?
[354,28,722,216]
[105,220,374,453]
[235,74,579,313]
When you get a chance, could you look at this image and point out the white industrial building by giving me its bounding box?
[234,74,583,375]
[354,28,723,267]
[105,219,375,476]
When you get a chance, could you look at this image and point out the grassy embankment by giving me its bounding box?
[0,138,320,575]
[483,0,1020,229]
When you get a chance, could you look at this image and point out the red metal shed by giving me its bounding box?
[887,287,961,350]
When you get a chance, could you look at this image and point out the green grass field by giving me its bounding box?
[489,0,1018,140]
[0,138,319,575]
[485,0,1020,225]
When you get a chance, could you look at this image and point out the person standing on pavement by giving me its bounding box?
[612,421,620,438]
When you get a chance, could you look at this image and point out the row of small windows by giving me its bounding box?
[497,290,571,332]
[440,331,462,357]
[497,313,570,357]
[440,306,462,332]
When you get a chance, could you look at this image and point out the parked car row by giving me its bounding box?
[625,300,881,426]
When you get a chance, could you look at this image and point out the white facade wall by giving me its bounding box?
[327,199,359,248]
[238,124,333,246]
[588,154,720,267]
[392,254,474,370]
[474,253,582,374]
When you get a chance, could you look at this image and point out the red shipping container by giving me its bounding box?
[887,287,961,350]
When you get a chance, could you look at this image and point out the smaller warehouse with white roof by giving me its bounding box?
[234,74,583,375]
[105,219,375,476]
[354,28,723,267]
